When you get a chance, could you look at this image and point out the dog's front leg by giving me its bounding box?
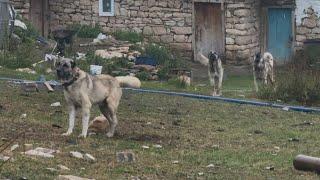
[62,105,76,136]
[79,104,91,138]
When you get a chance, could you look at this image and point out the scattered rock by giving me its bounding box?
[58,164,70,171]
[16,68,36,74]
[198,172,204,176]
[56,175,95,180]
[89,115,109,133]
[0,155,10,161]
[141,145,150,149]
[24,147,57,158]
[206,164,215,168]
[70,151,84,159]
[95,50,125,59]
[254,130,263,134]
[153,144,162,149]
[274,146,280,151]
[46,168,58,172]
[116,151,136,163]
[84,153,96,162]
[51,102,61,107]
[10,144,19,152]
[172,160,179,164]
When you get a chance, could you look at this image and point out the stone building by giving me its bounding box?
[9,0,320,64]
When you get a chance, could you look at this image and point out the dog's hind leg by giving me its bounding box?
[217,69,224,96]
[62,104,76,136]
[98,102,113,136]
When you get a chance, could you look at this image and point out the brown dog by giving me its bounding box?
[56,57,138,138]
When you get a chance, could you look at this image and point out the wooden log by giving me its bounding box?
[293,154,320,172]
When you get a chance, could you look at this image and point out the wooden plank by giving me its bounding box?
[44,81,54,92]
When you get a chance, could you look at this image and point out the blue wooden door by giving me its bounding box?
[267,8,293,62]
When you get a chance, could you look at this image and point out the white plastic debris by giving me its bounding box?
[198,172,204,176]
[51,102,61,107]
[172,160,179,164]
[206,164,215,168]
[282,107,290,111]
[90,65,103,75]
[14,19,27,30]
[141,145,150,149]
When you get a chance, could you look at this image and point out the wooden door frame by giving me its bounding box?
[29,0,49,37]
[192,1,225,61]
[260,6,295,59]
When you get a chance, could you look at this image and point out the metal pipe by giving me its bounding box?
[0,77,319,113]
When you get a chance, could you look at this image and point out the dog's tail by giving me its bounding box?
[115,76,141,88]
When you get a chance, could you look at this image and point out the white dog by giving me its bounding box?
[253,52,275,92]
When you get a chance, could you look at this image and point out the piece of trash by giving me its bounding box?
[51,102,61,107]
[142,145,150,149]
[146,122,152,125]
[172,160,179,164]
[282,107,290,111]
[76,52,86,60]
[10,144,19,151]
[274,146,280,151]
[44,82,54,92]
[198,172,204,176]
[289,138,300,142]
[70,151,84,159]
[265,166,275,171]
[20,114,27,119]
[90,65,103,75]
[153,144,162,148]
[84,153,96,162]
[14,19,27,30]
[206,164,215,168]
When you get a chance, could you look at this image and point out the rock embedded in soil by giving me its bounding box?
[116,151,136,163]
[58,164,70,171]
[56,175,95,180]
[84,153,96,162]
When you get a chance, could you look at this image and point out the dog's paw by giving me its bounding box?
[62,132,72,136]
[78,134,87,138]
[106,132,114,138]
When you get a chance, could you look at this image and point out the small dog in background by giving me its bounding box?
[208,51,224,96]
[253,52,275,92]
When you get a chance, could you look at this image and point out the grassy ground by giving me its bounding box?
[0,69,320,179]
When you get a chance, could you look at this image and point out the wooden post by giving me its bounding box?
[293,154,320,172]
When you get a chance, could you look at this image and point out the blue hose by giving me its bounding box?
[0,77,319,113]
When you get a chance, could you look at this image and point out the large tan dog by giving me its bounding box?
[56,57,140,138]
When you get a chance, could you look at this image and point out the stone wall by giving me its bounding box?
[49,0,193,55]
[295,6,320,50]
[10,0,30,19]
[224,0,261,64]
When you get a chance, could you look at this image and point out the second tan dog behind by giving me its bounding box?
[56,57,141,138]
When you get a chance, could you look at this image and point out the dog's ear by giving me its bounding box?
[71,60,76,69]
